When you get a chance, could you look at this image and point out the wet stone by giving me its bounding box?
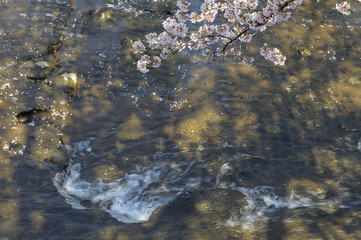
[35,61,50,68]
[93,8,117,29]
[20,60,55,81]
[16,108,50,124]
[159,88,176,101]
[51,72,80,97]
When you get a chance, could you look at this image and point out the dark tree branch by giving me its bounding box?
[221,0,296,52]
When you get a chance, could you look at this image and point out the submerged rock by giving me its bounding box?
[51,72,80,97]
[21,60,55,81]
[149,188,247,239]
[35,61,51,68]
[16,108,49,124]
[61,73,78,86]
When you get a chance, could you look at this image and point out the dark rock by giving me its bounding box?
[20,60,55,81]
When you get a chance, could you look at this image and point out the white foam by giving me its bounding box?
[223,185,355,232]
[54,161,199,223]
[215,162,233,186]
[55,140,200,223]
[65,140,92,157]
[214,163,360,232]
[55,159,360,225]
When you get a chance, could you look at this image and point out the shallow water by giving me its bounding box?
[0,0,361,239]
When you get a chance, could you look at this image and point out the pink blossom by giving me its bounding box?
[240,33,252,42]
[260,46,286,66]
[215,24,230,37]
[177,0,191,12]
[145,33,160,49]
[175,10,190,23]
[247,0,259,9]
[224,8,241,23]
[157,32,173,45]
[263,4,279,17]
[336,2,351,15]
[202,9,218,22]
[286,0,303,10]
[137,54,151,73]
[277,11,291,22]
[189,12,203,23]
[160,47,172,59]
[152,56,162,68]
[132,0,313,72]
[216,3,228,11]
[202,48,213,58]
[215,47,228,57]
[241,56,255,67]
[132,41,145,53]
[163,18,188,37]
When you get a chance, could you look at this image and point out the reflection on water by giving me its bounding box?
[0,0,361,239]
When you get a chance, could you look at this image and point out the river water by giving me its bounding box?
[0,0,361,239]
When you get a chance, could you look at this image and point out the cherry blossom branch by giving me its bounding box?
[221,28,249,52]
[221,0,295,52]
[129,0,357,73]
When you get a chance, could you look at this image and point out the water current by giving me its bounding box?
[0,0,361,239]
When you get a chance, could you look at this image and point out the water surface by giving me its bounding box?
[0,0,361,239]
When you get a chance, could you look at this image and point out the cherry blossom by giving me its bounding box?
[152,56,162,68]
[336,2,351,15]
[177,0,190,12]
[132,41,146,53]
[260,45,286,66]
[129,0,357,73]
[241,56,255,67]
[137,54,151,73]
